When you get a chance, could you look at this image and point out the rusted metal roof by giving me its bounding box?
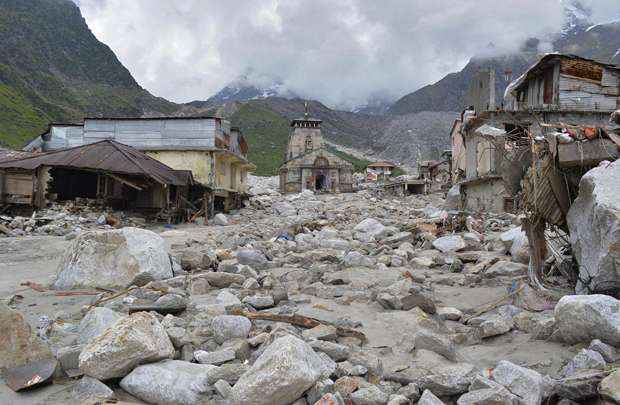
[368,161,397,168]
[0,148,35,162]
[0,140,191,186]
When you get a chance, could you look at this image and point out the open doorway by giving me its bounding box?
[315,174,326,190]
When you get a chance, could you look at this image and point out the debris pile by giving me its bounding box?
[1,186,618,405]
[0,201,144,238]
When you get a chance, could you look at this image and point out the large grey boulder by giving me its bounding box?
[236,248,268,268]
[120,360,217,405]
[354,218,386,237]
[53,227,173,290]
[491,360,544,405]
[566,160,620,294]
[554,294,620,346]
[211,315,252,344]
[79,312,175,380]
[0,302,52,369]
[77,307,124,344]
[229,335,325,405]
[418,390,445,405]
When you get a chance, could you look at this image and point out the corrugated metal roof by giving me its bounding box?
[0,140,191,186]
[0,148,35,162]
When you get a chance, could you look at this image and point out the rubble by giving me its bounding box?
[2,181,619,404]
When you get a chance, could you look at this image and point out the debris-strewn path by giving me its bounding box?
[1,187,619,404]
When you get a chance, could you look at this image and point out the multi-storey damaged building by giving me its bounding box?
[452,53,620,292]
[23,116,255,215]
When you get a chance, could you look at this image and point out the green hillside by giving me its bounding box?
[0,0,177,147]
[230,101,370,176]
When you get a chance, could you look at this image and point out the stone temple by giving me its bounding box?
[278,107,353,193]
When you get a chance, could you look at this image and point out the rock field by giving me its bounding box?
[0,183,619,404]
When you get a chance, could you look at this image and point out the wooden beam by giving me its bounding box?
[106,173,144,191]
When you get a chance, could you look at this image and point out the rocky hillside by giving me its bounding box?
[390,21,620,115]
[0,0,176,147]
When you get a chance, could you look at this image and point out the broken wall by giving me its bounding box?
[462,177,506,213]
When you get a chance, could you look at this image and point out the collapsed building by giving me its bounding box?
[451,53,620,294]
[24,116,255,215]
[278,108,354,193]
[0,140,195,222]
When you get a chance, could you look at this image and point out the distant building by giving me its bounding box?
[366,161,396,181]
[278,105,353,193]
[24,116,254,214]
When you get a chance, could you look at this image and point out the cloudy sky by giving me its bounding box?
[73,0,619,108]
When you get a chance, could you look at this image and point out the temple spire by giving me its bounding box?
[304,101,309,119]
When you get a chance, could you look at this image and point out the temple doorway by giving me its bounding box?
[315,174,326,190]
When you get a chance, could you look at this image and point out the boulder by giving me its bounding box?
[229,335,325,405]
[479,316,513,338]
[211,315,252,344]
[457,387,520,405]
[120,360,216,405]
[236,249,268,268]
[273,201,297,216]
[72,376,115,402]
[600,369,620,403]
[566,160,620,294]
[432,235,466,253]
[0,302,53,369]
[77,307,123,344]
[204,272,246,288]
[589,339,620,362]
[243,295,275,309]
[444,184,461,211]
[554,370,606,401]
[560,349,606,377]
[79,312,175,380]
[354,218,386,237]
[350,385,390,404]
[418,389,445,405]
[194,348,236,366]
[491,360,544,405]
[53,228,173,290]
[485,261,527,277]
[419,363,478,396]
[414,329,457,361]
[554,294,620,346]
[213,213,229,226]
[343,251,376,268]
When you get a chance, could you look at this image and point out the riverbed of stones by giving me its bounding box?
[1,188,619,405]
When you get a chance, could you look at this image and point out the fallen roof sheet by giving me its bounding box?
[0,140,190,186]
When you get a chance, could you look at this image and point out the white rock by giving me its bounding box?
[432,235,466,253]
[77,307,123,344]
[354,218,386,237]
[79,312,175,380]
[120,360,217,405]
[229,335,325,405]
[491,360,544,405]
[554,294,620,346]
[54,227,173,290]
[213,213,229,226]
[566,160,620,294]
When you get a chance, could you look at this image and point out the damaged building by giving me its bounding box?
[452,53,620,294]
[0,140,194,222]
[278,108,354,193]
[24,116,255,215]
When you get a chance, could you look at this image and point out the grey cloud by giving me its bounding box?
[75,0,618,108]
